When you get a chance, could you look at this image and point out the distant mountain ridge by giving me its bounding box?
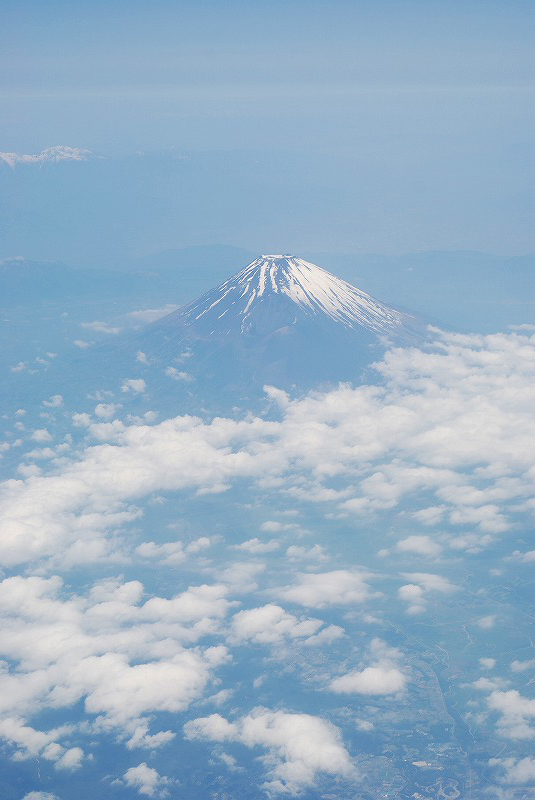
[0,145,97,168]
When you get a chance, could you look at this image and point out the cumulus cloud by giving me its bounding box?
[330,666,406,695]
[329,638,407,696]
[276,570,371,609]
[232,538,279,554]
[397,572,455,614]
[165,367,193,382]
[0,575,233,758]
[401,573,456,594]
[42,395,63,409]
[123,762,170,797]
[285,544,327,561]
[94,403,121,419]
[121,378,146,394]
[487,690,535,739]
[489,755,535,784]
[31,429,52,443]
[396,535,441,557]
[135,537,212,565]
[510,659,535,673]
[54,746,84,770]
[397,583,425,611]
[229,604,324,645]
[184,708,356,794]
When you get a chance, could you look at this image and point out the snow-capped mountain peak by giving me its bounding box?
[176,253,414,337]
[0,146,97,168]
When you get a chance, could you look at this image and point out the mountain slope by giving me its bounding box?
[136,254,427,399]
[1,254,429,417]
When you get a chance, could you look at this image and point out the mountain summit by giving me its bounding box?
[137,254,426,400]
[170,254,412,338]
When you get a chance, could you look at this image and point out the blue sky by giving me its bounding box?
[1,0,534,253]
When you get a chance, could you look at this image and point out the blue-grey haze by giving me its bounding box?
[0,3,534,798]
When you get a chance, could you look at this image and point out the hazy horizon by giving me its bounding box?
[1,0,533,256]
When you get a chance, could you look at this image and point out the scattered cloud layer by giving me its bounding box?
[1,330,534,794]
[1,331,534,572]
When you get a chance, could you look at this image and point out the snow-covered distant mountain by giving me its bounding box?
[0,145,97,168]
[135,254,427,401]
[169,254,416,336]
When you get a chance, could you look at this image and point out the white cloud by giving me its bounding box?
[73,339,90,349]
[229,604,323,645]
[472,677,508,691]
[510,659,535,673]
[121,378,146,394]
[94,403,121,420]
[396,535,441,557]
[398,573,455,615]
[165,367,192,382]
[31,429,52,443]
[214,561,266,593]
[479,658,497,669]
[54,746,84,770]
[517,550,535,563]
[329,638,407,696]
[0,575,233,758]
[136,351,149,364]
[261,521,297,533]
[487,690,535,739]
[123,762,170,797]
[22,793,60,800]
[71,412,91,427]
[135,540,189,565]
[0,717,72,762]
[330,665,406,695]
[81,321,120,334]
[276,570,371,609]
[42,395,63,409]
[232,538,279,554]
[184,708,356,794]
[401,573,456,594]
[489,755,535,784]
[285,544,327,561]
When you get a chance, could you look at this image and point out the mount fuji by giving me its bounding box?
[134,254,427,401]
